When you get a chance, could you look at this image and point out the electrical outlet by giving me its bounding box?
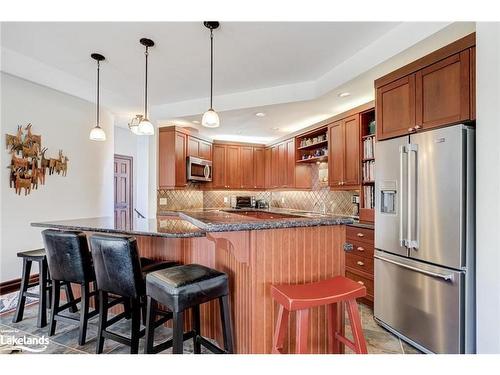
[281,197,285,204]
[159,198,167,205]
[224,197,228,204]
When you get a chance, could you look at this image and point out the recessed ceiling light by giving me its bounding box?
[192,120,200,124]
[338,92,351,98]
[255,112,266,117]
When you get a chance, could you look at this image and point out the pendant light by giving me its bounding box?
[202,21,220,128]
[128,114,143,135]
[89,53,106,141]
[138,38,155,136]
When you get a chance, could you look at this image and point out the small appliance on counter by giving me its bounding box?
[255,199,269,209]
[230,196,256,209]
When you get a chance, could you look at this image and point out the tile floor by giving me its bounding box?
[0,298,421,355]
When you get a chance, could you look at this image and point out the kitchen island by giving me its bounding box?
[32,209,353,354]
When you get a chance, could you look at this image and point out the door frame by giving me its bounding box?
[114,154,134,226]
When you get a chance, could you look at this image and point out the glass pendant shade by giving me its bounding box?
[201,108,220,128]
[138,118,155,135]
[129,115,142,135]
[129,123,140,135]
[89,125,106,141]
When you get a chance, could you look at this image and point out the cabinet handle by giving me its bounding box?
[357,246,365,252]
[415,125,422,130]
[408,127,415,132]
[337,182,341,186]
[356,261,365,266]
[357,281,365,285]
[356,233,364,237]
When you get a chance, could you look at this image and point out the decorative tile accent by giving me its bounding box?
[203,191,271,209]
[157,189,203,211]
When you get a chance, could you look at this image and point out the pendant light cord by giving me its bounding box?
[210,29,214,109]
[96,60,100,127]
[144,46,149,119]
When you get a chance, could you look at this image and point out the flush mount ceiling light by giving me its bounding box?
[89,53,106,141]
[255,112,266,117]
[201,21,220,128]
[128,114,143,135]
[338,92,351,98]
[137,38,155,136]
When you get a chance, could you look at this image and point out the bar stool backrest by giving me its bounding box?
[89,234,144,298]
[42,229,94,284]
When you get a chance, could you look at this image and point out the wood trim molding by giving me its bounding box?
[0,274,39,296]
[375,32,476,88]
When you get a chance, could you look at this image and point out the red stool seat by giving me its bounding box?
[271,276,368,354]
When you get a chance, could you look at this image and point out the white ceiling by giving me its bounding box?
[1,21,475,143]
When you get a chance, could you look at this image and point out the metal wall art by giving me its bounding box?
[5,123,69,195]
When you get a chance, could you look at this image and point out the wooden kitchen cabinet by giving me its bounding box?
[285,139,295,188]
[376,75,416,140]
[158,128,187,188]
[211,144,226,188]
[187,135,212,160]
[271,145,279,188]
[240,146,255,189]
[264,148,272,188]
[254,147,266,189]
[328,115,360,189]
[225,145,241,189]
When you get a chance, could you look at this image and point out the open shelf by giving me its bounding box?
[361,134,376,140]
[296,126,328,163]
[296,155,328,163]
[297,139,328,150]
[360,108,376,223]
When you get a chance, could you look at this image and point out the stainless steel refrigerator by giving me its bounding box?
[374,124,475,354]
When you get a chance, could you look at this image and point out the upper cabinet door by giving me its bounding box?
[240,146,255,188]
[285,139,296,188]
[175,132,187,187]
[225,146,241,189]
[199,140,212,160]
[212,144,226,188]
[271,146,279,188]
[470,47,475,120]
[343,115,360,187]
[376,75,416,141]
[328,121,344,187]
[415,51,470,129]
[187,136,200,157]
[277,142,287,187]
[254,148,266,189]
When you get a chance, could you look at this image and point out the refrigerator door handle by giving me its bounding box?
[399,145,408,247]
[408,143,419,250]
[374,254,454,281]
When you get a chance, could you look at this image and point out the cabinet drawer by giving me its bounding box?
[345,239,374,258]
[345,270,374,298]
[346,226,374,243]
[346,252,374,275]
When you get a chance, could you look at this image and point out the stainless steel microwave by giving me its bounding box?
[187,156,212,182]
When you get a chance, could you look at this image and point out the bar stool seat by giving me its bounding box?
[17,249,47,260]
[271,276,368,354]
[144,264,234,354]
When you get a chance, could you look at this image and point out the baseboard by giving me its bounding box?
[0,274,39,296]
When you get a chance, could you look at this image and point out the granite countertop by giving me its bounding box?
[31,217,206,238]
[347,221,375,230]
[174,208,354,232]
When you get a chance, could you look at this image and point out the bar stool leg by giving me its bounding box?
[272,304,289,354]
[327,303,340,354]
[172,311,184,354]
[49,280,61,336]
[219,295,234,353]
[144,296,156,354]
[13,259,32,323]
[64,282,78,313]
[192,305,201,354]
[130,298,141,354]
[78,283,90,345]
[96,291,108,354]
[37,259,48,328]
[345,299,367,354]
[295,309,309,354]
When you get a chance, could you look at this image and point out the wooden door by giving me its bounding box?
[415,51,470,129]
[240,146,254,188]
[328,121,344,187]
[199,140,212,160]
[175,132,187,187]
[212,144,226,188]
[343,115,360,187]
[114,155,133,229]
[225,146,241,189]
[187,136,200,157]
[285,139,295,188]
[376,74,416,140]
[254,148,266,189]
[278,142,287,187]
[271,146,279,188]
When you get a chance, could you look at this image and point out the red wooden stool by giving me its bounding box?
[271,276,368,354]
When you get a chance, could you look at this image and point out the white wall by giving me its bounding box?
[476,23,500,353]
[114,126,150,218]
[0,73,114,282]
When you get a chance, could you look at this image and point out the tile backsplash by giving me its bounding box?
[158,163,358,216]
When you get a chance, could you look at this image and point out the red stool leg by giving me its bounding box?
[346,299,367,354]
[295,309,309,354]
[327,303,340,354]
[272,305,290,354]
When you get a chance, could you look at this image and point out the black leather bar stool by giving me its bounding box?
[89,234,177,354]
[144,264,234,354]
[13,248,75,328]
[42,229,99,345]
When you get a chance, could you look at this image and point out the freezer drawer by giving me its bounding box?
[374,250,464,353]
